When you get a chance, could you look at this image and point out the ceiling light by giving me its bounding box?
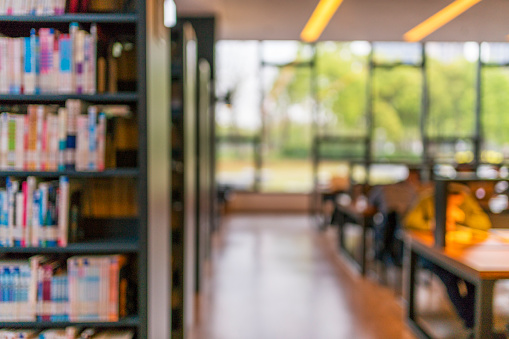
[300,0,344,43]
[403,0,482,42]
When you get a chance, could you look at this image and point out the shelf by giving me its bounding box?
[0,168,139,178]
[0,239,138,254]
[0,92,138,103]
[0,13,138,23]
[0,316,140,328]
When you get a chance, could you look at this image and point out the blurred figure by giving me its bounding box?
[368,168,422,266]
[403,182,491,330]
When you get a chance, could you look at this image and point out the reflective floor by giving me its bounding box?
[190,214,416,339]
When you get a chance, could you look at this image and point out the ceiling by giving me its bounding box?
[174,0,509,42]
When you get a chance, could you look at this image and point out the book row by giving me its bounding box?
[1,100,106,172]
[0,176,69,248]
[0,255,131,322]
[0,0,66,16]
[0,329,134,339]
[0,24,97,95]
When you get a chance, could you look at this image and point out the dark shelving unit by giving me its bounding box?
[0,1,170,337]
[0,92,138,103]
[0,13,138,23]
[0,316,140,329]
[171,22,198,339]
[0,168,139,178]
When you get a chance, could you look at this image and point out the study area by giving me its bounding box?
[0,0,508,338]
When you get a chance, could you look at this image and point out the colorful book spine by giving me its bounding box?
[76,115,88,171]
[87,106,97,171]
[65,99,78,170]
[23,37,36,94]
[39,28,54,94]
[75,30,85,94]
[97,112,106,171]
[57,107,67,171]
[58,176,68,247]
[15,115,24,170]
[58,34,73,94]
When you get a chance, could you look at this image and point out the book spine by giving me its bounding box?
[6,114,15,169]
[38,183,48,247]
[0,191,5,247]
[0,113,8,169]
[0,38,8,94]
[23,37,36,95]
[57,108,67,171]
[15,116,24,171]
[27,105,37,170]
[47,114,59,171]
[89,24,97,95]
[39,28,54,94]
[65,100,78,170]
[58,176,68,247]
[13,191,23,247]
[69,22,79,92]
[96,112,106,171]
[31,188,40,247]
[75,115,88,171]
[87,106,97,171]
[52,31,60,94]
[75,30,85,94]
[10,38,22,94]
[35,105,45,171]
[26,176,36,247]
[58,34,73,94]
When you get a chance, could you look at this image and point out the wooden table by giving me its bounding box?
[404,230,509,339]
[333,203,374,275]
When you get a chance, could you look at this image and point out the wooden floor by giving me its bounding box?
[190,214,417,339]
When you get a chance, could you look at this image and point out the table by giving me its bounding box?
[404,230,509,339]
[333,203,374,275]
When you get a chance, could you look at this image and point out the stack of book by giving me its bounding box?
[0,329,134,338]
[0,100,107,172]
[0,0,67,16]
[0,176,69,248]
[0,23,97,95]
[0,255,130,322]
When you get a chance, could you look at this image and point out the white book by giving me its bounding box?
[75,115,88,171]
[75,30,85,94]
[10,38,23,94]
[35,105,45,171]
[35,0,43,15]
[0,0,5,15]
[14,192,23,245]
[0,38,8,93]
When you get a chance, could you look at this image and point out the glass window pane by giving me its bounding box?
[215,40,261,137]
[372,65,423,162]
[373,42,422,65]
[426,42,477,139]
[481,43,509,164]
[261,64,313,192]
[216,141,256,190]
[316,41,370,137]
[261,40,313,64]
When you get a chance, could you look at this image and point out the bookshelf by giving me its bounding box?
[171,22,197,339]
[0,1,172,338]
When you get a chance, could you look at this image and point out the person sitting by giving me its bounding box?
[368,168,422,266]
[403,182,491,330]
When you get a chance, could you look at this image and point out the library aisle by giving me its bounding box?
[190,214,416,339]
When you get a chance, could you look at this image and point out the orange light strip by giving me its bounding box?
[404,0,482,42]
[300,0,344,43]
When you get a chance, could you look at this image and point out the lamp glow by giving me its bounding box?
[403,0,482,42]
[300,0,344,43]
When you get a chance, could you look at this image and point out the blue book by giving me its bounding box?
[59,34,73,94]
[88,106,97,170]
[30,29,40,95]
